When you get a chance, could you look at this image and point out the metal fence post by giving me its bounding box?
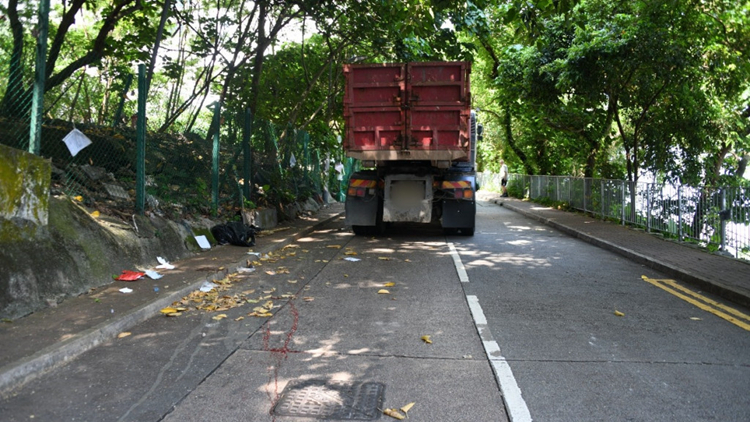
[29,0,50,155]
[621,180,626,225]
[136,64,146,215]
[646,184,652,232]
[720,188,727,252]
[211,102,221,215]
[678,185,683,241]
[600,179,605,219]
[242,108,253,201]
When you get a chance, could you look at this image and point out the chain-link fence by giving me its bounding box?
[1,15,342,222]
[479,172,750,260]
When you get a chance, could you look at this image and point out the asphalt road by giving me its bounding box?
[454,200,750,421]
[2,201,749,421]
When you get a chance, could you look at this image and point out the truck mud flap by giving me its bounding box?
[345,196,379,227]
[441,199,476,233]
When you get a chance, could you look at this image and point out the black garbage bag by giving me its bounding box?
[210,221,259,247]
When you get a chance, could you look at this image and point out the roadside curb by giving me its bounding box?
[494,199,750,309]
[0,209,344,395]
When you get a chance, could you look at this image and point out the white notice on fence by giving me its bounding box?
[62,128,92,157]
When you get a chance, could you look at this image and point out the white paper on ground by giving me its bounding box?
[195,235,211,249]
[145,270,163,279]
[119,287,133,294]
[200,281,218,292]
[62,128,93,157]
[156,256,175,269]
[344,257,361,262]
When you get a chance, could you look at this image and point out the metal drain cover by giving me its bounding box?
[272,379,385,420]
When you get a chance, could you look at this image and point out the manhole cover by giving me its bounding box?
[272,379,385,420]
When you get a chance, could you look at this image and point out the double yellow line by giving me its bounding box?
[641,275,750,332]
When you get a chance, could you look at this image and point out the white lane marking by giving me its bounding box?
[448,242,469,283]
[466,295,532,422]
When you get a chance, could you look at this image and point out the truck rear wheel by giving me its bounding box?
[352,225,369,236]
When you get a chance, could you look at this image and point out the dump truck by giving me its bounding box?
[343,61,479,235]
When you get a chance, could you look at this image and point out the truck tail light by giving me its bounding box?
[348,179,377,197]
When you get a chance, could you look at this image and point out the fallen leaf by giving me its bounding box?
[614,310,625,317]
[235,316,245,321]
[212,314,228,321]
[327,245,342,249]
[378,257,391,261]
[160,307,178,314]
[166,312,181,317]
[73,195,83,202]
[690,317,702,321]
[383,408,405,420]
[302,249,310,253]
[117,332,131,339]
[344,274,349,277]
[400,402,415,414]
[378,289,390,294]
[90,210,100,218]
[404,259,412,263]
[421,335,432,344]
[303,297,314,302]
[384,282,396,287]
[287,280,298,284]
[345,251,358,256]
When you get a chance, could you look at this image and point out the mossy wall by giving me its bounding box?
[0,197,195,320]
[0,144,50,228]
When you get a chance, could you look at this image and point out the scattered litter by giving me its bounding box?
[237,267,256,273]
[378,289,390,294]
[344,257,361,262]
[421,335,432,344]
[114,270,145,281]
[156,257,175,269]
[200,281,218,292]
[690,317,702,321]
[247,252,261,258]
[117,332,131,339]
[463,355,473,359]
[153,286,159,292]
[210,222,257,247]
[194,235,211,250]
[119,287,133,294]
[614,310,625,317]
[383,408,406,420]
[212,314,228,321]
[145,270,163,280]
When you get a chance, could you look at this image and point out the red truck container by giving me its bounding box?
[343,62,478,235]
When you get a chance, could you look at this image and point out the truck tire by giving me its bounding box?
[352,225,369,236]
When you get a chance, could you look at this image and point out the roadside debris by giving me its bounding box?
[114,270,145,281]
[614,310,625,317]
[156,256,175,269]
[210,221,258,247]
[421,335,433,344]
[383,402,415,420]
[194,235,211,250]
[119,287,133,294]
[145,270,163,279]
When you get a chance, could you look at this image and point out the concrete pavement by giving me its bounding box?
[2,190,749,400]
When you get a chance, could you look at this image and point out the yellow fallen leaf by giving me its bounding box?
[383,408,405,420]
[344,274,349,277]
[378,257,391,261]
[378,289,390,294]
[614,310,625,317]
[235,316,245,321]
[384,282,396,287]
[117,332,131,339]
[160,307,178,314]
[302,249,309,253]
[327,245,342,249]
[73,195,83,202]
[401,402,415,414]
[212,314,227,320]
[303,297,314,302]
[345,251,358,256]
[404,259,412,263]
[90,210,100,218]
[166,312,181,317]
[421,335,432,344]
[288,280,298,284]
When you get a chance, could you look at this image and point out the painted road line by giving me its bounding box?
[641,275,750,331]
[448,242,469,283]
[467,295,532,422]
[658,278,750,322]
